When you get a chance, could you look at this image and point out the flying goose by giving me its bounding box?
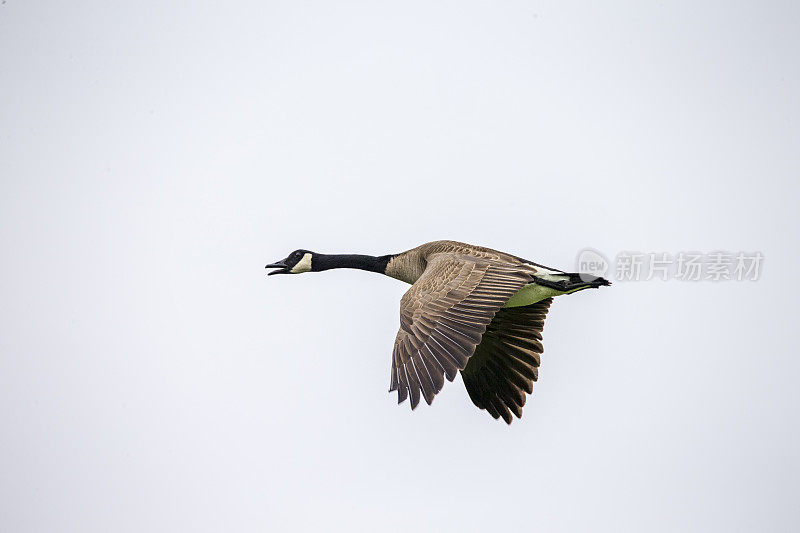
[266,240,609,423]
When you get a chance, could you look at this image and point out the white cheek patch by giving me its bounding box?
[290,253,313,273]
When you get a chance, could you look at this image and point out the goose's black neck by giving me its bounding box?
[312,253,392,274]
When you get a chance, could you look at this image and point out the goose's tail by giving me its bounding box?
[563,273,611,293]
[532,272,611,294]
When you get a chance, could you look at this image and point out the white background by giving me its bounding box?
[1,2,798,531]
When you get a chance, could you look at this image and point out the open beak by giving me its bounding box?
[265,260,289,276]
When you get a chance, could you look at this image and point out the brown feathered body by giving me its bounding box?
[383,240,608,423]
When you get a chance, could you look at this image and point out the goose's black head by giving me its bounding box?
[265,249,315,275]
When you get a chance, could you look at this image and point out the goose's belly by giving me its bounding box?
[503,279,566,308]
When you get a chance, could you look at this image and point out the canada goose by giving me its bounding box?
[266,240,609,423]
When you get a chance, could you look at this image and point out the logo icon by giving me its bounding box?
[576,248,609,282]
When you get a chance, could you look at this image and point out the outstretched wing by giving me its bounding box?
[389,254,533,408]
[461,299,553,424]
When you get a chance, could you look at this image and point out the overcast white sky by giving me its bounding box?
[1,1,799,532]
